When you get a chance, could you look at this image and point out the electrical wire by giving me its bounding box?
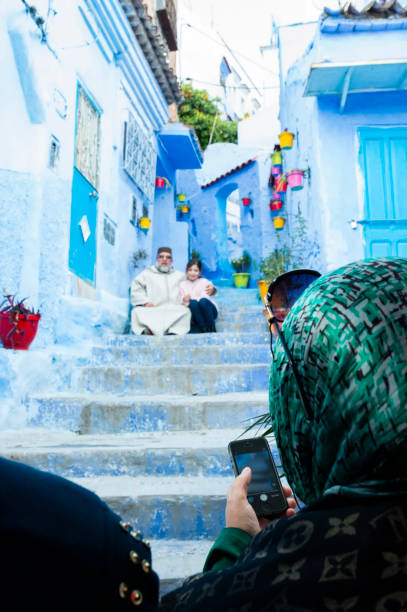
[182,77,280,91]
[182,21,280,77]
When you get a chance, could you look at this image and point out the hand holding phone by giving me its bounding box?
[228,437,288,519]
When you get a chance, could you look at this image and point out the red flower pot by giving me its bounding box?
[155,177,165,188]
[242,197,251,206]
[275,175,287,194]
[269,199,283,211]
[0,312,41,350]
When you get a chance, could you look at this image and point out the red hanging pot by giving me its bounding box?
[242,197,251,206]
[0,312,41,350]
[275,175,287,194]
[155,177,166,188]
[269,199,283,211]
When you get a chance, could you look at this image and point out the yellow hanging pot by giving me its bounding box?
[181,205,190,213]
[139,217,151,230]
[273,216,285,230]
[279,130,294,150]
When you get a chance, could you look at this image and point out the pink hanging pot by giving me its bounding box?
[286,169,305,191]
[271,165,282,177]
[242,197,251,206]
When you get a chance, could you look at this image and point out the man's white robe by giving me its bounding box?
[130,266,191,335]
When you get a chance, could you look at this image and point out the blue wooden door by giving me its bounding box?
[69,85,101,284]
[69,168,98,283]
[359,127,407,258]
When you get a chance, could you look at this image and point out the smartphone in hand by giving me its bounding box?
[228,437,288,518]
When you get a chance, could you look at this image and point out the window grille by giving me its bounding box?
[48,135,60,169]
[123,111,156,204]
[130,195,138,226]
[75,86,100,188]
[103,215,116,246]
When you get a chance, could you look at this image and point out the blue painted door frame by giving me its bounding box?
[359,127,407,258]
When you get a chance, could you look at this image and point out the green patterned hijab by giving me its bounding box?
[269,257,407,505]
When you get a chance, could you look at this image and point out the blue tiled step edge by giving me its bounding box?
[73,363,270,395]
[24,390,269,433]
[90,343,270,366]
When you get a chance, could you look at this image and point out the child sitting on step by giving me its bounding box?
[178,259,218,333]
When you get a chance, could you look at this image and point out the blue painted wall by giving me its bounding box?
[279,17,407,273]
[177,143,288,286]
[0,1,190,346]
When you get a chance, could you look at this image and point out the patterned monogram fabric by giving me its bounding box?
[269,257,407,504]
[160,496,407,610]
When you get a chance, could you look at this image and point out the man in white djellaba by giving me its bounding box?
[130,246,191,335]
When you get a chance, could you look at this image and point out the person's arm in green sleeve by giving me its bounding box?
[203,527,252,571]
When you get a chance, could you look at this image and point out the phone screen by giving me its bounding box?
[233,450,280,494]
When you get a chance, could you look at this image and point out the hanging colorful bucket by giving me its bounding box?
[271,165,282,177]
[139,217,151,230]
[270,199,283,211]
[279,130,294,150]
[181,205,190,214]
[242,197,251,206]
[271,151,282,166]
[155,177,165,188]
[177,193,186,202]
[275,175,287,194]
[287,169,304,191]
[273,216,285,230]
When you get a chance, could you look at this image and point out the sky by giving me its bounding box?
[177,0,330,100]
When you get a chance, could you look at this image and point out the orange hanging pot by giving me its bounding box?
[181,205,190,214]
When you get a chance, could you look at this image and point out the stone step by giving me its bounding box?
[216,319,267,333]
[102,331,269,347]
[73,363,270,395]
[151,539,213,596]
[24,391,269,433]
[1,428,280,478]
[73,474,231,539]
[90,343,270,366]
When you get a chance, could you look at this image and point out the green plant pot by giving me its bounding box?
[232,273,250,288]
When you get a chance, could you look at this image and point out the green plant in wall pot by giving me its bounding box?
[231,250,252,288]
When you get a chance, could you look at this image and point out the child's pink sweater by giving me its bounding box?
[178,277,218,310]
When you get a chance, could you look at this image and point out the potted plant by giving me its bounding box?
[279,129,294,150]
[231,250,252,288]
[242,197,251,206]
[177,193,186,202]
[286,169,305,191]
[273,216,285,230]
[155,176,170,189]
[139,217,151,231]
[270,145,282,167]
[0,292,41,350]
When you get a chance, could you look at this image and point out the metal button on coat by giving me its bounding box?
[129,550,140,564]
[119,582,128,599]
[120,521,132,533]
[130,590,143,606]
[141,559,151,573]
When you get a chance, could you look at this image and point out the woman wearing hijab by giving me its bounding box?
[160,256,407,611]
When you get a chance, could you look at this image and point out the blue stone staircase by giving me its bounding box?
[0,287,272,595]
